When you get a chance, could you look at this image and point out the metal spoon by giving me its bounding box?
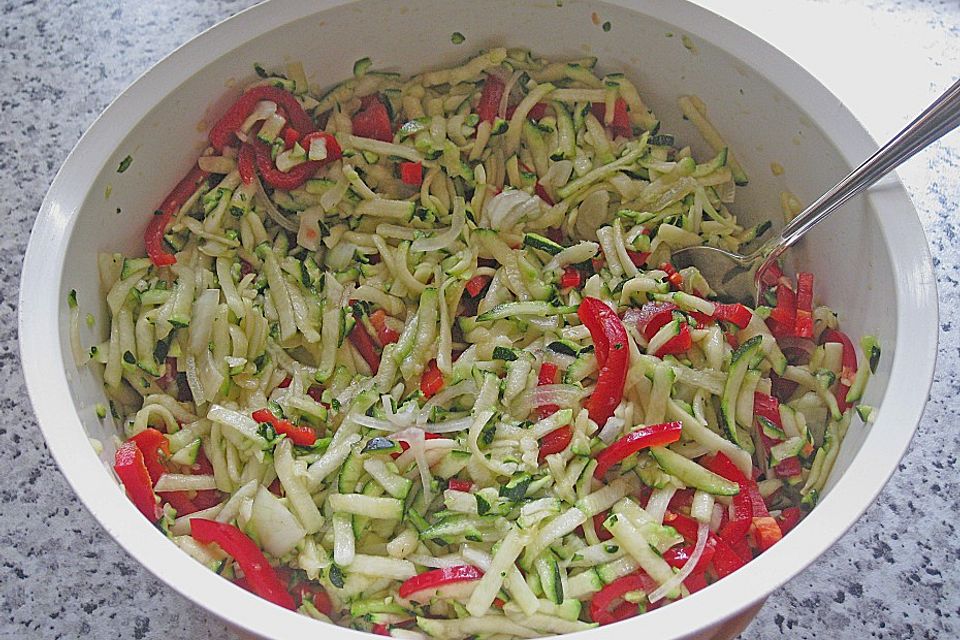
[672,77,960,304]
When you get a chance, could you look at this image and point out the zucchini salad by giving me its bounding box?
[80,48,881,637]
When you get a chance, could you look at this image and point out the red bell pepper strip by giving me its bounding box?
[420,359,445,398]
[114,441,161,521]
[252,408,317,447]
[751,516,783,551]
[668,488,695,512]
[626,250,649,268]
[237,142,257,185]
[447,478,473,492]
[711,535,747,578]
[594,421,682,479]
[559,266,581,290]
[371,624,391,636]
[753,392,783,429]
[684,572,708,594]
[794,272,814,338]
[399,161,423,186]
[712,302,752,329]
[209,86,316,152]
[820,328,857,411]
[589,571,658,625]
[774,456,803,478]
[578,297,629,425]
[190,518,295,609]
[144,164,210,267]
[633,301,678,341]
[534,181,555,205]
[590,99,632,138]
[538,426,573,463]
[655,323,692,357]
[369,309,401,345]
[719,487,753,541]
[162,490,200,517]
[348,321,381,374]
[392,432,445,459]
[301,131,342,162]
[659,262,683,290]
[507,102,549,121]
[294,581,333,615]
[703,452,769,519]
[663,511,700,543]
[281,126,301,149]
[398,565,484,599]
[663,540,717,575]
[536,362,560,419]
[777,506,802,534]
[465,275,491,298]
[352,93,393,142]
[592,511,614,542]
[477,75,505,124]
[251,140,320,191]
[768,280,797,337]
[277,376,292,389]
[129,428,170,484]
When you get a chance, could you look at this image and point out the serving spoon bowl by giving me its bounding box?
[673,76,960,304]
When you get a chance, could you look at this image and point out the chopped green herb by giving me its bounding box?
[329,564,345,588]
[104,185,112,200]
[86,313,95,328]
[602,21,611,32]
[95,404,108,419]
[67,289,78,309]
[451,32,466,45]
[253,62,269,78]
[117,155,133,173]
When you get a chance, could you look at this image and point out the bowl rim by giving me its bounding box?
[18,0,938,638]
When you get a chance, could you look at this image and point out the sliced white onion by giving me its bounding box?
[417,380,478,425]
[392,427,434,506]
[254,175,299,232]
[597,416,624,444]
[412,199,466,252]
[189,289,220,356]
[514,384,587,416]
[482,189,542,231]
[497,70,523,120]
[648,521,709,603]
[406,553,469,569]
[352,414,399,432]
[645,486,677,525]
[423,415,475,434]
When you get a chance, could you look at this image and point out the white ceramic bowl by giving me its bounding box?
[19,1,937,638]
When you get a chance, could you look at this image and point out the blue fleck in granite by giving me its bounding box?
[1,1,957,639]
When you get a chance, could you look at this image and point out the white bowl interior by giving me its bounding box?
[23,1,934,639]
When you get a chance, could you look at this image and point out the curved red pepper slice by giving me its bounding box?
[538,425,573,463]
[820,328,857,411]
[794,272,815,338]
[145,164,210,267]
[579,298,629,426]
[420,359,445,398]
[399,161,423,186]
[447,478,473,492]
[777,506,802,534]
[348,320,381,375]
[237,142,256,185]
[477,75,505,124]
[633,301,678,342]
[712,302,752,329]
[252,408,317,447]
[590,98,632,138]
[719,487,753,541]
[559,266,582,290]
[398,565,484,599]
[465,275,491,298]
[663,540,717,575]
[210,85,316,152]
[352,93,393,142]
[655,323,692,357]
[191,518,295,609]
[114,441,161,521]
[589,571,659,625]
[369,309,401,345]
[594,421,682,479]
[536,361,560,419]
[252,140,321,191]
[128,428,170,484]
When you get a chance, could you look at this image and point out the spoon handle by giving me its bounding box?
[760,76,960,272]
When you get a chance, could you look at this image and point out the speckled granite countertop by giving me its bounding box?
[1,1,956,638]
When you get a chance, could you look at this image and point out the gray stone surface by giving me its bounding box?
[0,1,956,638]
